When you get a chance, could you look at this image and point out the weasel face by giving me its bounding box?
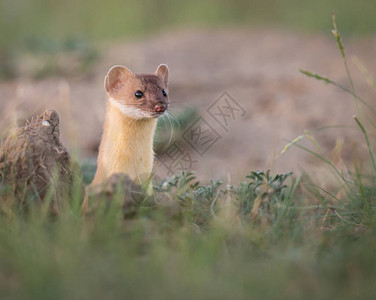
[105,64,169,120]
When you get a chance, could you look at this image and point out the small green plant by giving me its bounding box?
[152,170,293,228]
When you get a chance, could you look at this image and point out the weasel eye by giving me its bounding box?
[162,89,167,97]
[135,90,143,98]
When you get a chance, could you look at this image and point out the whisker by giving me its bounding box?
[167,111,181,127]
[159,113,174,153]
[167,113,175,146]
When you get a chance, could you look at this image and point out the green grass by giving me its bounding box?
[2,14,376,300]
[2,0,376,52]
[0,169,370,299]
[1,168,376,299]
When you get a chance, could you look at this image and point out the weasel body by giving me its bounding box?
[91,64,169,186]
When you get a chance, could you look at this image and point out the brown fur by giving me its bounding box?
[91,64,169,186]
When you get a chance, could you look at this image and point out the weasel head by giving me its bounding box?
[105,64,169,119]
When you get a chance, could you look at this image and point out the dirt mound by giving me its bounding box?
[0,110,83,214]
[83,173,142,217]
[84,173,180,218]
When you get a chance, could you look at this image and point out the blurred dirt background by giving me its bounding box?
[1,27,376,182]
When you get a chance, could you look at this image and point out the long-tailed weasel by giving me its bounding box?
[91,64,169,186]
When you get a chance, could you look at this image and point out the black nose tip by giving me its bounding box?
[155,104,166,113]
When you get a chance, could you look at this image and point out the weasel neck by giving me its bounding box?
[92,98,157,185]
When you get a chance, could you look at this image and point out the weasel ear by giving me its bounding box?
[104,65,134,94]
[155,64,169,86]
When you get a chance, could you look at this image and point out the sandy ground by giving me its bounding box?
[1,27,376,182]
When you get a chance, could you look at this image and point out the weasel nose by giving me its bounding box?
[155,103,166,113]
